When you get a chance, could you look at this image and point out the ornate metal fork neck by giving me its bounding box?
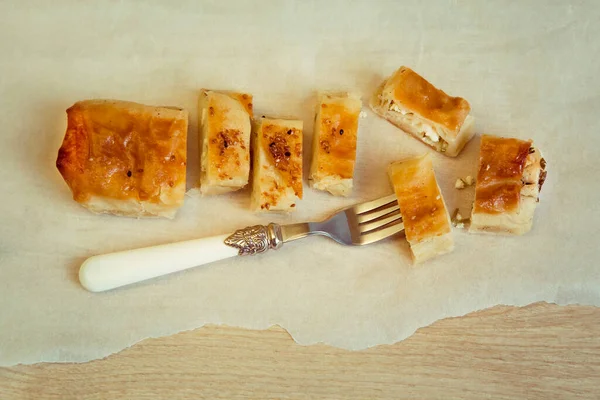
[224,222,318,256]
[224,223,283,256]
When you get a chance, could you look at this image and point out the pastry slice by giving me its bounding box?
[56,100,188,218]
[199,90,252,195]
[309,92,361,196]
[251,117,303,211]
[469,134,547,235]
[388,154,454,263]
[371,66,475,157]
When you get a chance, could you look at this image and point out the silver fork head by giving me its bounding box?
[309,194,404,246]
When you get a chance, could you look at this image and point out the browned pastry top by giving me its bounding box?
[389,155,450,242]
[56,100,187,205]
[202,91,252,182]
[260,118,303,199]
[473,135,532,214]
[389,66,471,135]
[314,95,360,179]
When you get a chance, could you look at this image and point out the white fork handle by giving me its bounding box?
[79,234,238,292]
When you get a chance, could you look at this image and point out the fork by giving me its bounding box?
[79,194,404,292]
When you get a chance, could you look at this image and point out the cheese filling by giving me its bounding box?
[387,102,447,150]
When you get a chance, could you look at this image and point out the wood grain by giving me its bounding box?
[1,302,599,399]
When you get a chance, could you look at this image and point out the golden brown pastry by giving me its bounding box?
[56,100,188,218]
[251,117,303,211]
[309,92,361,196]
[371,66,475,157]
[388,154,454,263]
[198,90,252,195]
[470,134,547,235]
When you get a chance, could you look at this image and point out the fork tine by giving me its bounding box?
[356,204,400,223]
[359,213,403,233]
[357,221,405,245]
[353,194,398,215]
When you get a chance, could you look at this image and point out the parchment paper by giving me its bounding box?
[1,0,599,366]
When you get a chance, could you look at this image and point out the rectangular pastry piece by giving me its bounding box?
[199,90,252,195]
[309,92,361,196]
[251,117,303,211]
[388,154,454,263]
[469,134,547,235]
[56,100,188,218]
[371,66,475,157]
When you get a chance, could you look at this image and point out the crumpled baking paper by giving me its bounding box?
[1,0,599,366]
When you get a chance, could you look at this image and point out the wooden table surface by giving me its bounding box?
[1,302,599,399]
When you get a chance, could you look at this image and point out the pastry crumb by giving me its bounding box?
[359,111,367,119]
[451,208,470,228]
[455,176,475,189]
